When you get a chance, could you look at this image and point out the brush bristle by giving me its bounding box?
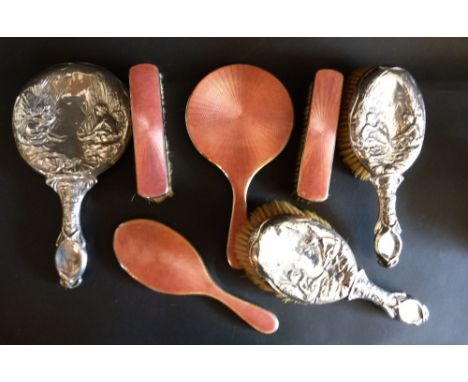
[337,68,372,181]
[293,81,316,199]
[235,200,331,301]
[292,82,316,205]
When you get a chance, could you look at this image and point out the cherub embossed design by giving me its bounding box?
[12,63,131,288]
[254,218,356,304]
[344,66,426,267]
[14,70,129,175]
[353,79,424,176]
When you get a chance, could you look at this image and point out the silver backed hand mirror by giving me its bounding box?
[12,63,131,288]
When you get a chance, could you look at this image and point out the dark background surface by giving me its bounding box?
[0,38,467,344]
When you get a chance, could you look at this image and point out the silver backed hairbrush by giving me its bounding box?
[235,201,429,326]
[338,66,426,268]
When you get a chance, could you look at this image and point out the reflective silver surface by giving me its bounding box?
[249,215,429,325]
[349,66,425,267]
[12,63,131,288]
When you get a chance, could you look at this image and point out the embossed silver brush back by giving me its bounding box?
[12,63,131,288]
[249,213,429,325]
[348,66,425,267]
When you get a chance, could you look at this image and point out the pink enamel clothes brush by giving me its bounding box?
[296,69,343,202]
[129,64,172,202]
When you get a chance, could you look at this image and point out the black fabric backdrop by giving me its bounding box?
[0,38,467,344]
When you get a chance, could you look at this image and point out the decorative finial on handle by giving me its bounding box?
[55,238,87,288]
[384,294,429,326]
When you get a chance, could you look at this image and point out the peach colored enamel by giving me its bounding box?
[113,219,279,334]
[129,64,170,200]
[297,69,343,202]
[185,64,294,269]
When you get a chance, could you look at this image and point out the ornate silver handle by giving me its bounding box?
[348,269,429,325]
[46,174,96,289]
[372,174,403,268]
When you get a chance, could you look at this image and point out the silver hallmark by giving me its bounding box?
[349,66,425,267]
[249,215,429,325]
[12,63,131,288]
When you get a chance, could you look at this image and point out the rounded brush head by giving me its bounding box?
[337,67,373,181]
[234,200,331,301]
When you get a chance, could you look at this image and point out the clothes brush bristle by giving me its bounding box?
[337,68,372,181]
[293,81,316,200]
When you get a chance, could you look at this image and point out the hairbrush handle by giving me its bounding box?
[208,285,279,334]
[47,174,96,289]
[372,174,403,268]
[227,179,249,269]
[348,269,429,325]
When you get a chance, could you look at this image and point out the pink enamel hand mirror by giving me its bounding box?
[185,64,294,269]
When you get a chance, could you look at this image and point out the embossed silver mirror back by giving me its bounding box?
[349,66,425,176]
[12,63,131,176]
[12,63,131,289]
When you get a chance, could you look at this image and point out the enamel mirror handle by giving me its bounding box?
[227,179,248,269]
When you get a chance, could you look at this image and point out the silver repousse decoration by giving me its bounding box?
[349,66,425,267]
[249,215,429,325]
[12,63,131,289]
